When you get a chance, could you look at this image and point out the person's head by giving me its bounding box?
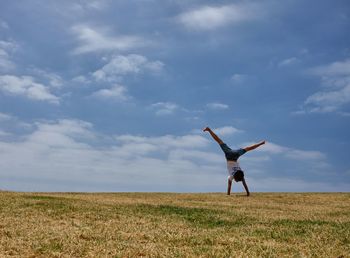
[233,170,244,182]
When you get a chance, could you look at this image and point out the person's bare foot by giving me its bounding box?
[203,127,210,132]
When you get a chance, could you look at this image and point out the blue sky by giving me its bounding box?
[0,0,349,192]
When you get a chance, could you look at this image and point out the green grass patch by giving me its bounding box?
[131,204,254,228]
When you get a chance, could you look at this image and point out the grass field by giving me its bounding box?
[0,192,349,257]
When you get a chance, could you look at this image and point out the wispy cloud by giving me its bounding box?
[151,102,179,116]
[71,25,147,54]
[213,126,242,136]
[71,0,110,12]
[28,68,64,89]
[257,141,326,162]
[0,75,59,104]
[0,112,13,121]
[278,57,299,67]
[298,59,350,114]
[230,73,246,84]
[93,54,164,82]
[206,102,229,110]
[0,40,17,71]
[309,59,350,77]
[177,3,260,31]
[115,134,209,150]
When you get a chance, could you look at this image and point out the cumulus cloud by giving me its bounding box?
[0,118,338,192]
[177,3,260,31]
[0,75,59,104]
[299,59,350,113]
[71,25,147,54]
[93,54,164,82]
[0,119,222,192]
[206,102,229,110]
[91,84,129,101]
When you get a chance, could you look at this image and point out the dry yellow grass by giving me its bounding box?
[0,192,349,257]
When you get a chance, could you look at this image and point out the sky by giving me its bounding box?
[0,0,349,192]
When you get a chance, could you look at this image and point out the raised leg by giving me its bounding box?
[203,127,224,145]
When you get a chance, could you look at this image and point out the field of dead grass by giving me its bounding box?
[0,192,349,257]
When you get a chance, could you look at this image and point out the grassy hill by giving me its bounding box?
[0,192,349,257]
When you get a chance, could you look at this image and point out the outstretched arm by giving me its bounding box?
[242,178,250,196]
[203,127,224,145]
[243,141,265,152]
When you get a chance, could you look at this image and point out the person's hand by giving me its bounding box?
[203,127,210,132]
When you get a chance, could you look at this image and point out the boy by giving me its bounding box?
[203,127,265,196]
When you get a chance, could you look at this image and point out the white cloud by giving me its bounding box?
[93,54,164,82]
[71,25,147,54]
[278,57,299,67]
[0,112,13,121]
[304,84,350,113]
[309,59,350,77]
[300,59,350,113]
[178,3,260,31]
[230,73,246,83]
[29,119,94,147]
[72,75,91,84]
[28,68,64,89]
[115,134,209,150]
[0,75,60,104]
[71,0,110,12]
[257,141,326,161]
[0,40,17,71]
[91,84,129,101]
[285,149,326,161]
[213,126,241,136]
[0,119,339,192]
[206,102,229,110]
[0,119,222,192]
[151,102,179,115]
[0,112,32,129]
